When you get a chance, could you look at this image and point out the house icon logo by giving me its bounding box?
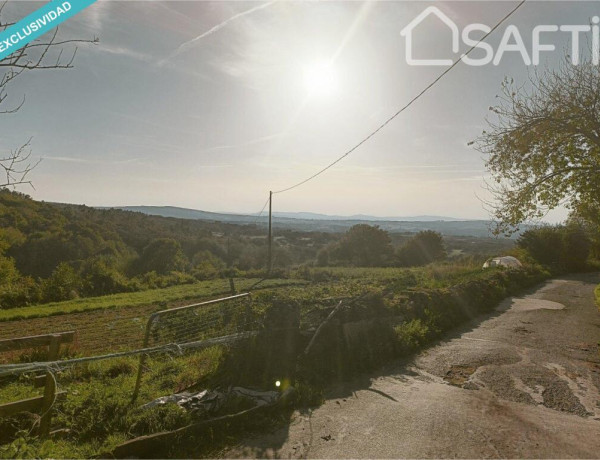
[400,6,459,66]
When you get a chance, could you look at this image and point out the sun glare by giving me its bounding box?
[303,60,337,98]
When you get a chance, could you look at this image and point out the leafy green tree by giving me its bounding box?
[332,224,393,267]
[135,238,187,275]
[517,224,590,270]
[474,57,600,234]
[316,248,329,266]
[42,262,84,302]
[191,250,225,280]
[0,275,39,309]
[0,227,25,253]
[397,230,446,267]
[517,227,564,267]
[0,255,19,287]
[82,257,130,296]
[561,224,591,271]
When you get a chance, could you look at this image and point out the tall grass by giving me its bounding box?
[0,347,223,458]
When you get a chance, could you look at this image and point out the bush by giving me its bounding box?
[0,256,40,309]
[0,276,39,309]
[397,231,446,267]
[41,262,84,302]
[561,225,591,271]
[132,270,196,290]
[82,258,130,297]
[394,318,429,352]
[518,227,563,266]
[518,225,591,271]
[133,238,187,275]
[316,249,329,267]
[330,224,394,266]
[191,250,225,280]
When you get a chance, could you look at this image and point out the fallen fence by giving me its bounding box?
[0,291,261,443]
[132,292,254,400]
[0,331,74,437]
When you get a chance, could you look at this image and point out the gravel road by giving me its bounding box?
[225,273,600,458]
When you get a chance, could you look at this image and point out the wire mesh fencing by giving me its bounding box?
[0,292,264,444]
[144,293,257,348]
[0,305,155,362]
[131,293,259,400]
[0,293,260,393]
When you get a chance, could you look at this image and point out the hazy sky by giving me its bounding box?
[2,0,597,219]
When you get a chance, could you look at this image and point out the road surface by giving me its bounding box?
[225,273,600,458]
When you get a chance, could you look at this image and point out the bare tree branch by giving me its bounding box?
[0,2,98,188]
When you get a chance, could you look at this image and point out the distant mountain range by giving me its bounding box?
[270,212,464,222]
[110,206,466,222]
[107,205,506,238]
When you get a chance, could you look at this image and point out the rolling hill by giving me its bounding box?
[112,206,501,238]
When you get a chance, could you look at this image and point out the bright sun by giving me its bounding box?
[303,60,337,98]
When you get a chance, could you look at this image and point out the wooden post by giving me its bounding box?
[267,191,272,275]
[245,294,253,330]
[39,334,60,437]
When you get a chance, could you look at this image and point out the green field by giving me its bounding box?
[0,265,492,324]
[595,283,600,309]
[0,263,503,356]
[0,278,305,323]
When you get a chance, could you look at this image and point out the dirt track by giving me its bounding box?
[225,273,600,458]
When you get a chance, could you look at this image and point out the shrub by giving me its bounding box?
[561,225,591,271]
[397,231,446,267]
[134,238,187,275]
[316,248,329,266]
[82,258,130,296]
[0,276,40,309]
[518,227,563,266]
[0,255,19,286]
[41,262,84,302]
[518,225,591,270]
[191,250,225,280]
[331,224,394,266]
[394,318,429,352]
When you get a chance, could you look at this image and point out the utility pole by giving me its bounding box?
[268,190,272,275]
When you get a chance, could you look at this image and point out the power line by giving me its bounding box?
[251,194,271,225]
[272,0,526,195]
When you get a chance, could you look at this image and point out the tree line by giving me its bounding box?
[0,191,455,308]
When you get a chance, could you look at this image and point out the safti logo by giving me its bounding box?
[400,6,600,66]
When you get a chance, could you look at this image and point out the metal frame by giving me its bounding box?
[131,293,251,401]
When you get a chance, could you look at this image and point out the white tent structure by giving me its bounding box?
[483,256,523,269]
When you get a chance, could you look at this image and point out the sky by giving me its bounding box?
[1,0,598,220]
